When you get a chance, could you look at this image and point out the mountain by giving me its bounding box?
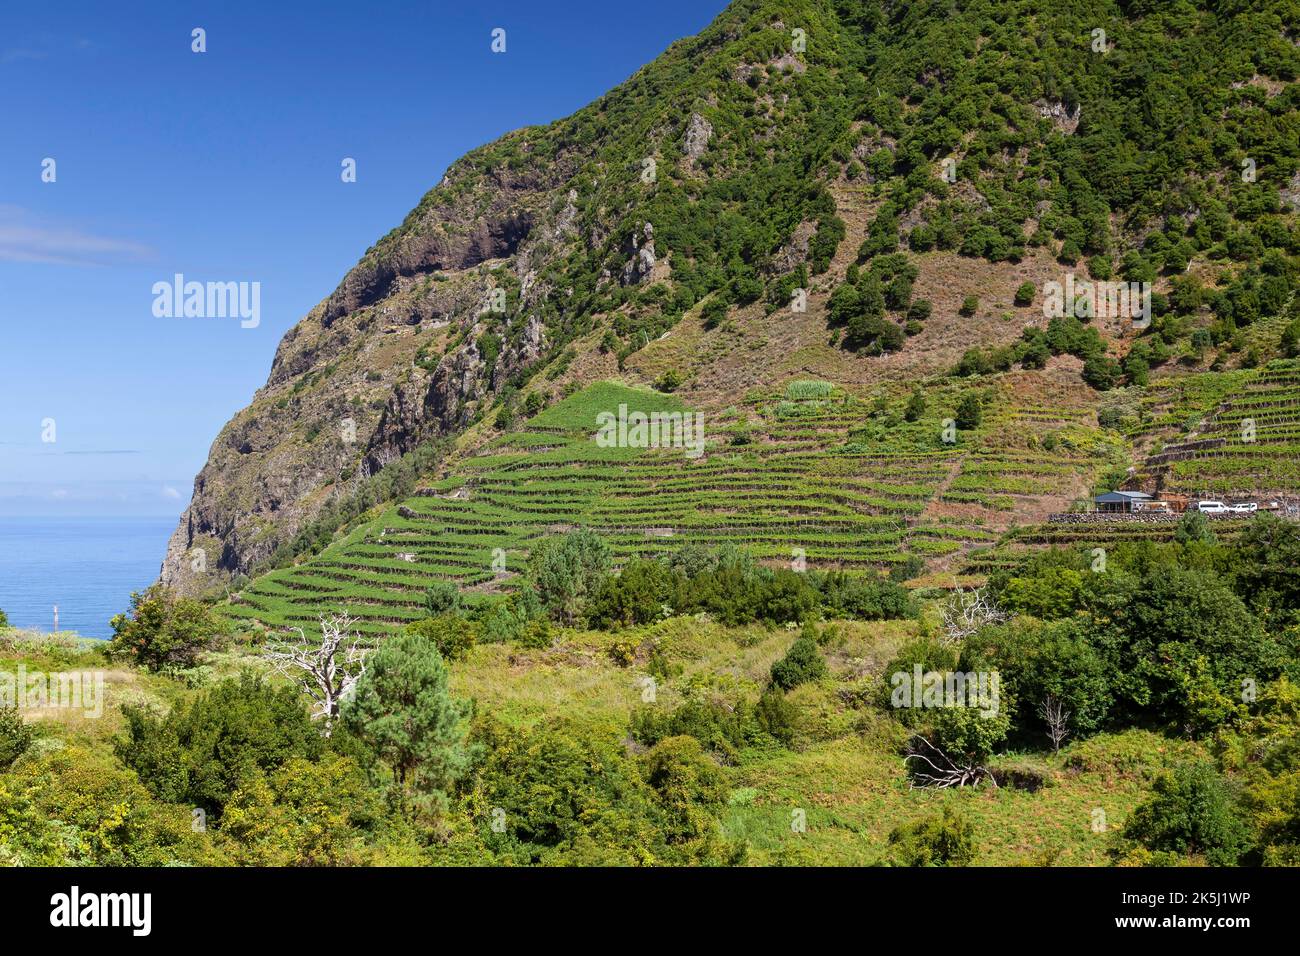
[163,0,1300,610]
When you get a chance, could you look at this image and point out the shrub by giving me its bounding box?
[770,627,828,690]
[954,393,983,430]
[903,389,926,422]
[423,581,463,617]
[655,369,684,392]
[630,698,755,760]
[887,807,976,866]
[1123,762,1252,865]
[1014,281,1036,306]
[639,735,727,845]
[405,614,477,661]
[959,295,979,316]
[754,688,797,745]
[1082,354,1121,390]
[0,706,34,771]
[118,671,324,818]
[586,559,679,629]
[817,571,915,620]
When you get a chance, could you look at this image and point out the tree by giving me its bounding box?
[1040,694,1070,753]
[108,584,222,672]
[262,613,368,736]
[344,631,474,815]
[528,528,612,624]
[1174,510,1216,546]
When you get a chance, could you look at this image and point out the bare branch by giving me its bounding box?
[939,587,1006,647]
[263,613,369,737]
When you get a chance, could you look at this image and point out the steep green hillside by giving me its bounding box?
[167,0,1300,599]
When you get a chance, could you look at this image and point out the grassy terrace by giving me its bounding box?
[225,379,1109,635]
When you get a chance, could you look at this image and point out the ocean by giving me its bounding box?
[0,515,176,640]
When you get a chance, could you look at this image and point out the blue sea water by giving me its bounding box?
[0,516,175,639]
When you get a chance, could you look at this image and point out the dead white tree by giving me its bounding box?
[263,613,368,737]
[1040,694,1071,753]
[939,587,1006,646]
[905,735,998,790]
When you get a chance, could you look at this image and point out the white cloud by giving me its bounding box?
[162,485,181,500]
[0,205,154,267]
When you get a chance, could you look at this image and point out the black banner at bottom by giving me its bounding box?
[0,865,1281,942]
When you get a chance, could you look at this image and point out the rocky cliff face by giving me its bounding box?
[162,134,579,595]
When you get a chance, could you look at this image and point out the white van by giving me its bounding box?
[1197,500,1229,515]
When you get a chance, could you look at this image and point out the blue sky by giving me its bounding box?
[0,0,726,516]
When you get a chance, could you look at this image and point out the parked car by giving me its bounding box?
[1230,502,1258,514]
[1197,500,1230,514]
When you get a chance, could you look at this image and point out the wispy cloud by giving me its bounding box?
[0,206,154,267]
[0,48,47,64]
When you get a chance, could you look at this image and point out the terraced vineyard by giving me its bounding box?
[225,379,1108,635]
[1132,362,1300,498]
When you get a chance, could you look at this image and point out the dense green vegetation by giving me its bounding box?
[4,512,1299,866]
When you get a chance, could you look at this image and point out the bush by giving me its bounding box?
[108,584,223,672]
[639,736,727,845]
[887,807,976,866]
[630,697,756,760]
[770,627,828,690]
[586,559,679,629]
[405,614,477,661]
[655,369,684,392]
[959,295,979,316]
[0,706,34,771]
[118,671,324,818]
[1014,282,1035,306]
[754,688,797,745]
[904,388,926,422]
[1123,762,1252,866]
[954,393,983,430]
[0,607,8,629]
[816,571,915,620]
[423,582,462,617]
